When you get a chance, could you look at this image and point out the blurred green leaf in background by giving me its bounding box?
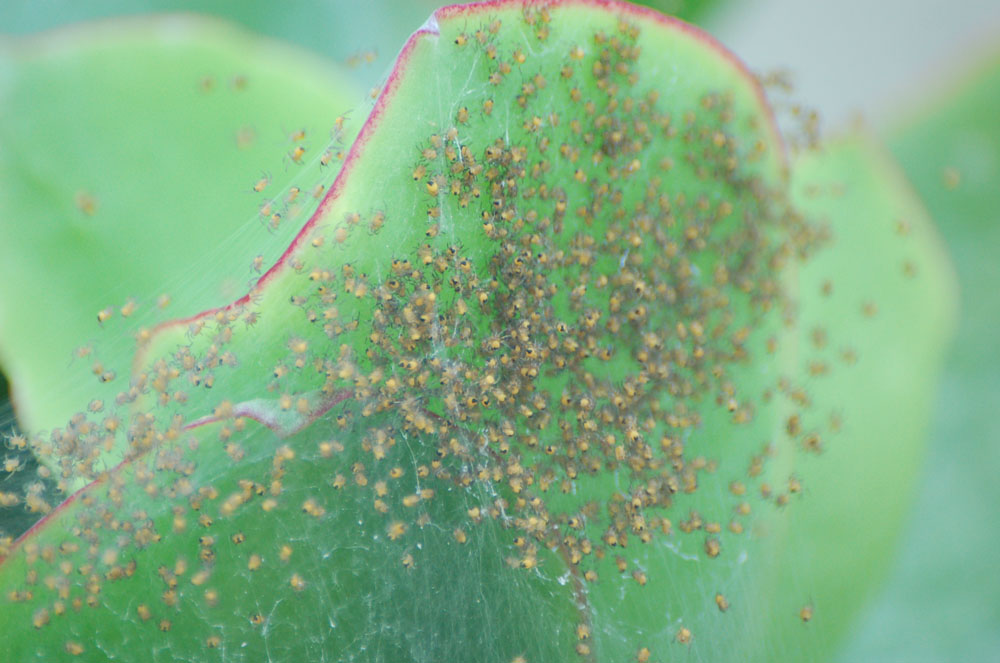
[836,48,1000,663]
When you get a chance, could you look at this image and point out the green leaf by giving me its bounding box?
[0,2,955,661]
[776,132,957,659]
[838,48,1000,661]
[0,15,360,467]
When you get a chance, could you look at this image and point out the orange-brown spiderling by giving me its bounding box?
[711,592,729,612]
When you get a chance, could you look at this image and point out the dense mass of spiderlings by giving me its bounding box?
[0,6,849,659]
[282,13,824,575]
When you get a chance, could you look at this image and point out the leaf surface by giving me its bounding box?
[0,3,955,661]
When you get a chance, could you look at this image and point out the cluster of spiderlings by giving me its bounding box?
[0,5,857,660]
[251,122,350,235]
[757,69,823,152]
[270,14,825,576]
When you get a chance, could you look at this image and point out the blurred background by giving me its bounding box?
[2,1,998,661]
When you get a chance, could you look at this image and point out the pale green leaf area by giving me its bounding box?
[0,1,955,662]
[837,50,1000,662]
[0,0,448,93]
[0,16,362,454]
